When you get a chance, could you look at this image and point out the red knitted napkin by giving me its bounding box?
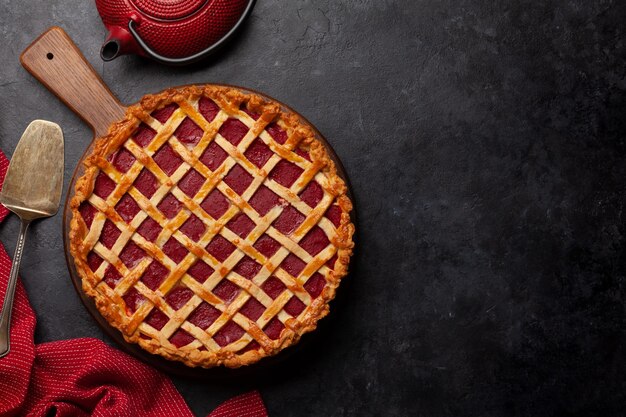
[0,150,267,417]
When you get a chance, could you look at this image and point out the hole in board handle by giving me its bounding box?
[46,52,54,60]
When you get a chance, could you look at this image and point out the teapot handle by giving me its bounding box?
[126,0,256,66]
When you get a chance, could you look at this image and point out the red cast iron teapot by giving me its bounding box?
[96,0,256,65]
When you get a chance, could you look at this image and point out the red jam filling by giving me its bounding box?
[206,235,236,262]
[145,308,169,330]
[244,138,273,168]
[249,185,281,216]
[266,123,287,144]
[94,172,116,199]
[123,287,145,314]
[326,254,338,270]
[108,148,136,173]
[219,118,249,146]
[165,286,194,310]
[299,181,323,208]
[239,298,265,321]
[304,272,326,298]
[132,123,157,147]
[169,329,195,348]
[187,302,220,329]
[325,205,342,227]
[153,144,183,176]
[178,169,205,197]
[272,205,305,235]
[200,189,230,219]
[284,297,306,317]
[136,217,162,242]
[214,321,245,347]
[79,202,97,228]
[103,265,122,288]
[223,165,253,195]
[134,169,159,198]
[263,318,284,340]
[187,260,214,284]
[241,107,260,120]
[199,141,228,171]
[261,276,286,299]
[157,193,183,219]
[162,237,189,264]
[253,234,281,258]
[294,147,311,161]
[299,226,330,256]
[199,97,219,122]
[280,254,306,277]
[174,118,203,147]
[119,242,147,269]
[226,213,255,238]
[100,220,121,249]
[87,251,103,271]
[269,160,303,188]
[179,214,206,242]
[233,256,262,280]
[115,194,141,223]
[212,279,240,303]
[151,103,178,124]
[140,260,169,291]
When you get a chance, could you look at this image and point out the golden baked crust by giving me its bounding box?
[69,85,354,368]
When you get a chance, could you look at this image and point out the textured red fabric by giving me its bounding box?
[0,149,267,417]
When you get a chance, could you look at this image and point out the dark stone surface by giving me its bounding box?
[1,0,626,415]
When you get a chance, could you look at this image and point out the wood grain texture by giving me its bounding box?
[20,26,125,138]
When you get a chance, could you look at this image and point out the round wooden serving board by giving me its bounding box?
[20,27,355,379]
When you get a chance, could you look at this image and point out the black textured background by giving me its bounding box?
[1,1,626,416]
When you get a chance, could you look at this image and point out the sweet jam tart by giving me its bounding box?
[70,86,354,368]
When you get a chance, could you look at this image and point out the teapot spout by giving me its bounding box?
[100,25,140,61]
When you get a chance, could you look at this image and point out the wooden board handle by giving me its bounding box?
[20,27,126,138]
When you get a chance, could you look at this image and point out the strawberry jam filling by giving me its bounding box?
[123,287,145,314]
[79,202,97,228]
[266,123,287,144]
[153,144,183,176]
[199,142,228,171]
[212,279,240,303]
[178,169,205,197]
[253,234,281,258]
[214,321,245,347]
[100,220,121,249]
[239,298,265,321]
[179,214,206,242]
[166,286,194,310]
[140,260,169,291]
[136,217,162,242]
[299,181,323,208]
[206,235,236,262]
[201,189,230,219]
[219,118,249,145]
[108,148,136,173]
[103,265,122,288]
[187,260,214,284]
[115,194,140,223]
[304,272,326,298]
[264,318,284,340]
[119,242,147,269]
[174,118,203,146]
[233,256,262,280]
[273,205,305,235]
[269,160,303,188]
[157,193,183,219]
[199,97,219,122]
[162,237,189,264]
[169,329,195,348]
[151,103,178,124]
[299,226,330,256]
[261,276,286,299]
[188,302,220,329]
[249,185,282,216]
[94,172,115,199]
[134,169,159,198]
[226,213,255,238]
[223,165,253,195]
[244,139,273,168]
[87,251,103,271]
[239,340,260,354]
[284,297,306,316]
[145,308,168,330]
[325,205,342,227]
[132,123,156,147]
[280,254,306,277]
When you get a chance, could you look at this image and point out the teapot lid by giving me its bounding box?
[130,0,207,20]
